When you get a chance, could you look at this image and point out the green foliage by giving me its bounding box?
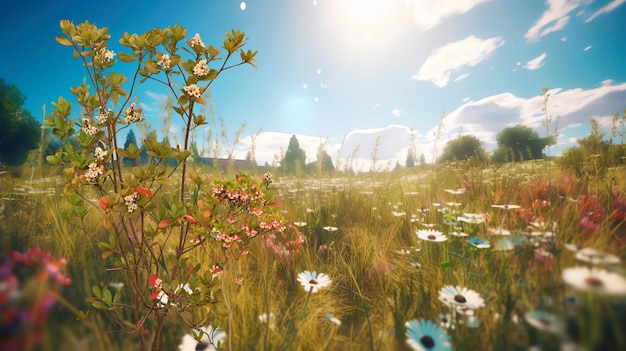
[282,135,306,173]
[492,124,553,162]
[560,118,625,177]
[0,78,41,166]
[438,134,487,163]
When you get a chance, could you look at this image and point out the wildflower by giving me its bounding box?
[297,270,331,293]
[323,226,338,232]
[209,265,223,279]
[439,285,485,311]
[562,266,626,296]
[574,248,620,265]
[491,204,521,210]
[293,221,307,227]
[416,229,448,242]
[193,59,209,76]
[578,195,606,235]
[259,312,276,330]
[95,106,109,124]
[457,213,486,224]
[494,235,528,251]
[234,276,244,285]
[405,319,452,351]
[262,172,273,186]
[183,84,201,98]
[326,313,341,325]
[175,283,193,295]
[81,118,99,136]
[97,47,115,62]
[95,146,106,161]
[154,290,169,308]
[468,237,490,249]
[444,188,465,195]
[157,53,171,69]
[438,313,453,329]
[123,102,142,123]
[178,325,226,351]
[124,192,138,213]
[524,310,562,335]
[189,33,206,48]
[84,163,103,182]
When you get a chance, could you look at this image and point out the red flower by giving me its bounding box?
[99,196,109,211]
[135,186,153,199]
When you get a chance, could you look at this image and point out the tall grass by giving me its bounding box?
[2,158,626,350]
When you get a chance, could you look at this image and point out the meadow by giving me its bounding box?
[2,158,625,351]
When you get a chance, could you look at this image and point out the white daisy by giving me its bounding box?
[575,248,620,265]
[439,285,485,311]
[416,229,448,242]
[524,310,562,335]
[297,271,332,293]
[562,266,626,296]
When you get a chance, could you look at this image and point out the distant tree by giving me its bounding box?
[439,134,487,163]
[406,148,416,167]
[282,135,306,173]
[123,129,138,166]
[307,148,334,173]
[419,153,426,165]
[0,78,40,166]
[492,125,553,162]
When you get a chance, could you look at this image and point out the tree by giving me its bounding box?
[438,134,487,163]
[492,125,553,162]
[0,78,41,166]
[406,148,416,167]
[282,135,306,173]
[122,129,138,166]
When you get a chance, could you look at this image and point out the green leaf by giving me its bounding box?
[145,60,159,74]
[91,301,108,310]
[103,288,113,304]
[118,52,135,62]
[92,285,102,299]
[55,36,73,46]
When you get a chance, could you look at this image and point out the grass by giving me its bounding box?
[2,159,626,350]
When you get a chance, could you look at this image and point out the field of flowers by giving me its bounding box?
[1,160,625,351]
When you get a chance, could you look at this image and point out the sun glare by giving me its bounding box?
[325,0,410,50]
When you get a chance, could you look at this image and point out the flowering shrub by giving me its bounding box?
[44,20,283,350]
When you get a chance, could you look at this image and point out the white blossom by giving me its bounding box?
[183,84,201,98]
[193,59,209,76]
[189,33,206,48]
[157,54,171,70]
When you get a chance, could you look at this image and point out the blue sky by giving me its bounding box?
[1,0,625,170]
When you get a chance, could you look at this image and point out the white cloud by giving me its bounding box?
[411,35,504,87]
[442,81,626,153]
[406,0,492,31]
[229,83,626,169]
[585,0,626,22]
[583,45,592,51]
[453,73,470,82]
[523,52,547,70]
[525,0,585,42]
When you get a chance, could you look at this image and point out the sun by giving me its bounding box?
[323,0,411,50]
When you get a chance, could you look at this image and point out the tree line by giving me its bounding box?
[1,77,624,173]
